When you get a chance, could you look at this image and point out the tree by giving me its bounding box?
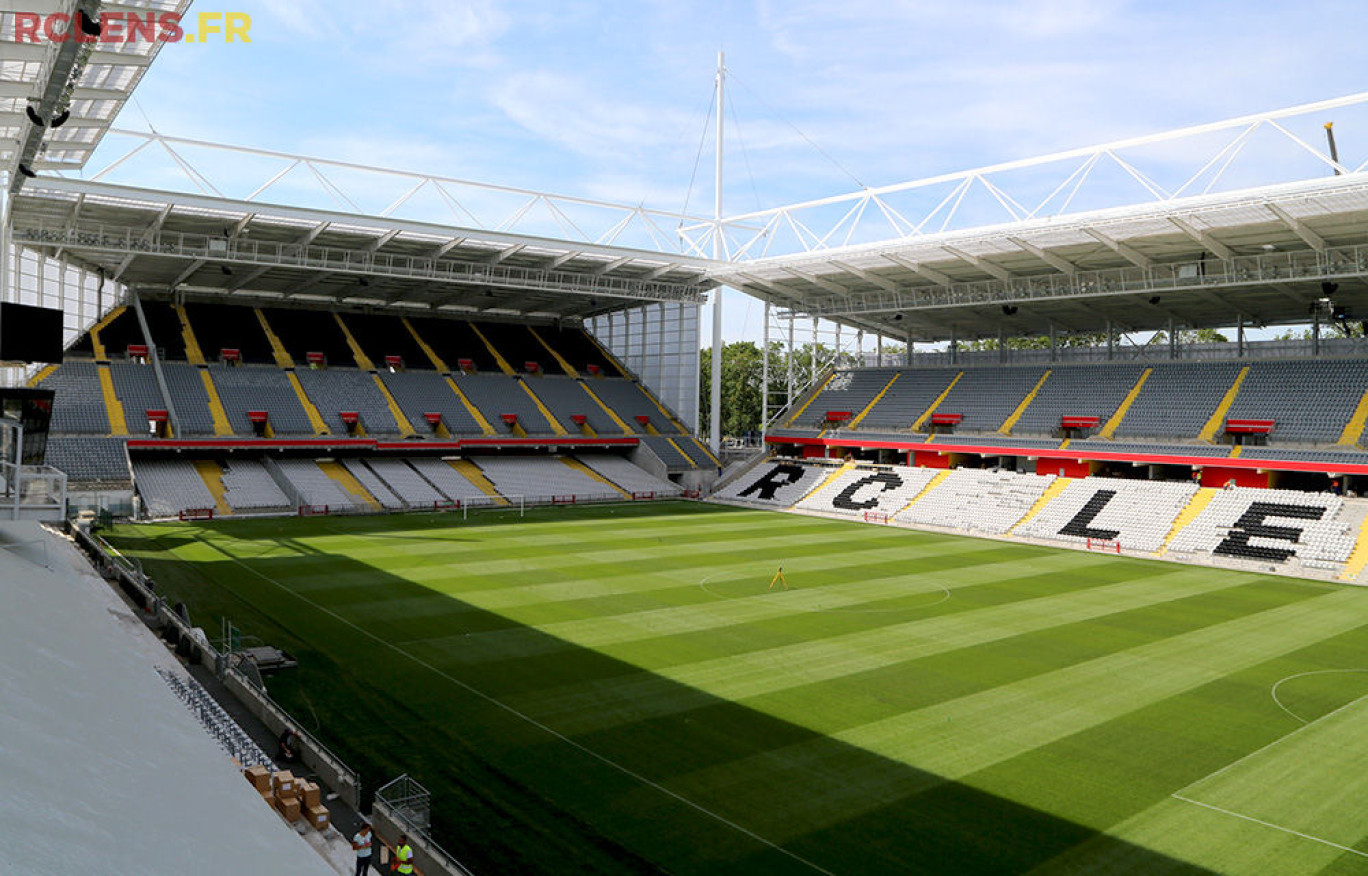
[699,341,765,437]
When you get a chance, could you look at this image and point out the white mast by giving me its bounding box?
[710,50,725,456]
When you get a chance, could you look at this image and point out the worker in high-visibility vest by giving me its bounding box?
[393,834,414,875]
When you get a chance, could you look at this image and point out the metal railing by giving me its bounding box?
[373,775,475,876]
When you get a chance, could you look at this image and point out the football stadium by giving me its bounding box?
[7,2,1368,874]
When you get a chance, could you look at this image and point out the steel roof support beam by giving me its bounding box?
[941,245,1013,282]
[1168,216,1234,260]
[1007,236,1078,275]
[829,260,899,293]
[1265,203,1328,252]
[877,252,952,287]
[1084,228,1153,269]
[780,266,850,296]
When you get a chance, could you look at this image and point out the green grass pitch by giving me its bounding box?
[106,501,1368,875]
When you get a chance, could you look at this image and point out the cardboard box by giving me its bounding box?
[272,770,297,799]
[276,795,302,822]
[298,780,321,810]
[244,765,271,793]
[305,804,329,831]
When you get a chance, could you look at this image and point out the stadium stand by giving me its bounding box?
[532,376,623,435]
[896,468,1057,534]
[1239,447,1368,463]
[456,374,564,434]
[1014,478,1199,552]
[295,368,406,435]
[338,312,430,370]
[640,435,696,469]
[787,369,897,428]
[160,364,218,435]
[795,464,941,518]
[380,371,486,435]
[406,458,496,503]
[1068,440,1233,457]
[219,460,290,512]
[183,302,275,364]
[258,307,355,368]
[38,361,111,433]
[713,459,831,507]
[273,459,365,509]
[1167,487,1356,565]
[209,366,314,435]
[935,367,1049,434]
[406,318,500,372]
[44,436,129,482]
[342,459,405,509]
[107,363,168,434]
[857,368,962,431]
[366,459,449,506]
[1225,359,1368,445]
[1112,361,1244,440]
[577,454,681,496]
[474,456,617,501]
[535,324,616,374]
[1010,364,1146,436]
[587,379,681,432]
[133,459,216,518]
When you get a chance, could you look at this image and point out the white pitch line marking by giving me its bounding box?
[1170,793,1368,860]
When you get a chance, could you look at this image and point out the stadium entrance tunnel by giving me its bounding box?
[107,507,1218,876]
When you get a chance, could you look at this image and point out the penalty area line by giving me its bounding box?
[1169,793,1368,860]
[191,533,838,876]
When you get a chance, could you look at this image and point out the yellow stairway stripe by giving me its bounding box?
[912,372,963,432]
[97,365,129,436]
[895,469,952,516]
[637,382,690,433]
[333,313,375,371]
[468,322,516,376]
[665,436,697,469]
[562,457,631,498]
[1009,477,1073,533]
[199,369,235,436]
[797,462,854,503]
[372,374,417,437]
[1058,438,1071,450]
[254,309,295,369]
[579,382,634,434]
[1338,385,1368,447]
[1098,368,1151,439]
[582,329,632,378]
[1229,444,1243,458]
[28,364,58,388]
[287,372,330,435]
[317,460,380,510]
[403,318,449,372]
[999,370,1052,435]
[88,306,126,362]
[194,460,233,516]
[529,327,579,377]
[1338,513,1368,580]
[448,459,509,505]
[1158,487,1218,555]
[518,381,569,436]
[1198,366,1249,442]
[689,435,722,466]
[445,377,496,435]
[784,371,838,427]
[174,304,207,366]
[848,373,900,429]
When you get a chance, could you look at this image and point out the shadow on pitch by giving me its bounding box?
[120,518,1218,876]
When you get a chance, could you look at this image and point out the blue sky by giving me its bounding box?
[93,0,1368,342]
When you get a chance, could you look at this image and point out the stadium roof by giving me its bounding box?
[0,0,190,192]
[704,91,1368,342]
[9,175,717,321]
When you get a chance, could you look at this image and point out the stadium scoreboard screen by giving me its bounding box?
[0,302,64,364]
[0,388,55,465]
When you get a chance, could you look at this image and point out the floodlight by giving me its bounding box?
[78,12,101,37]
[25,106,44,127]
[51,110,71,129]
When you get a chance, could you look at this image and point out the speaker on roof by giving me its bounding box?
[0,302,63,364]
